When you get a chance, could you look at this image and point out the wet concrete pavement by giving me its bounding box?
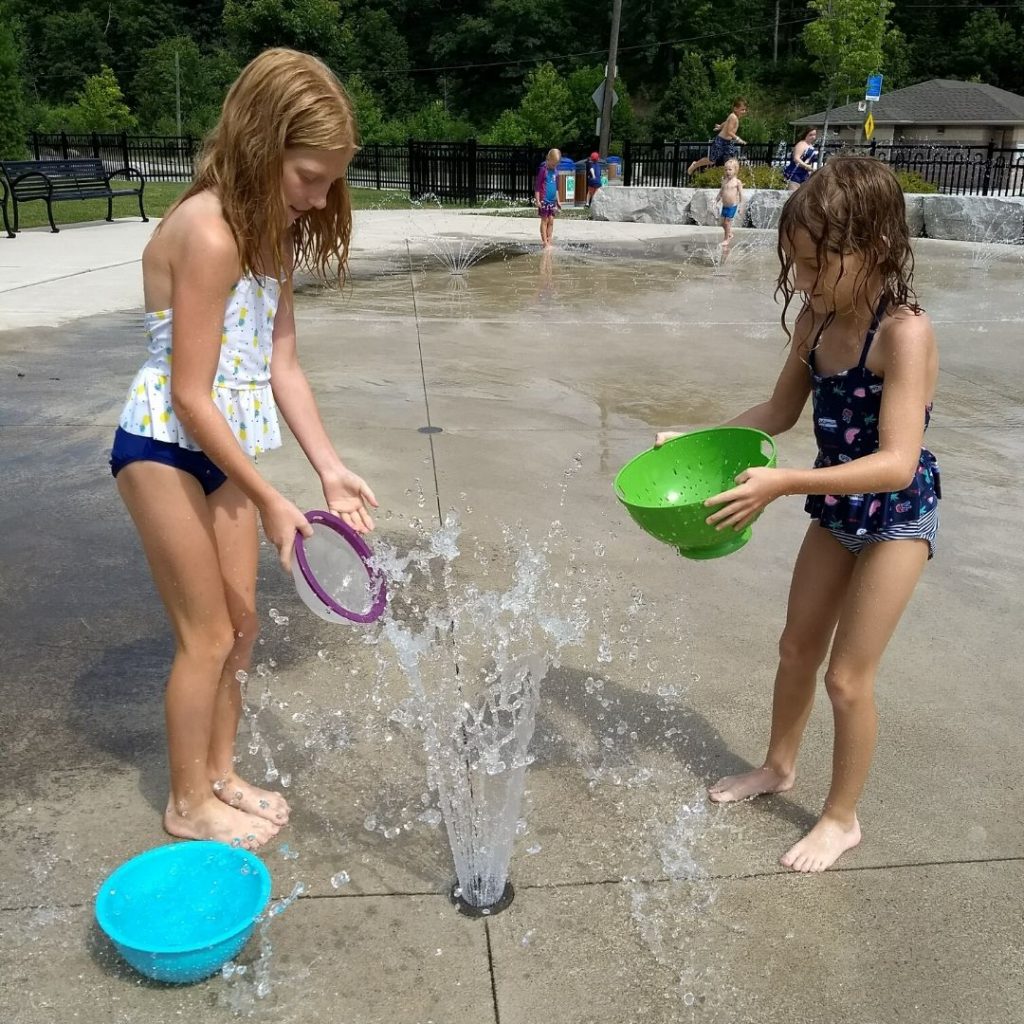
[1,216,1023,1023]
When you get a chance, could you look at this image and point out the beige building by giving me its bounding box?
[792,79,1024,149]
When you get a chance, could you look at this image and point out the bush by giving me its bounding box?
[893,170,938,194]
[689,164,785,190]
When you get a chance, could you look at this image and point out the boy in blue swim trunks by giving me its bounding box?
[716,157,743,247]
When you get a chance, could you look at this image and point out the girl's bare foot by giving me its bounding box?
[781,814,861,872]
[708,766,794,803]
[212,772,290,825]
[164,797,280,850]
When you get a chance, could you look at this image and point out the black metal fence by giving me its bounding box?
[834,140,1024,197]
[26,132,1024,199]
[31,132,198,181]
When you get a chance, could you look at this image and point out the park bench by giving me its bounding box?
[0,158,148,235]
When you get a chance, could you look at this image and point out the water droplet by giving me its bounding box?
[330,871,350,888]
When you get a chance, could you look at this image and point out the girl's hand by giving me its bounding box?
[321,467,379,534]
[654,431,684,448]
[704,466,787,531]
[258,491,313,572]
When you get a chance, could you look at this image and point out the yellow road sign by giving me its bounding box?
[864,112,875,140]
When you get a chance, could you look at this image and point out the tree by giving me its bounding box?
[803,0,894,147]
[515,63,573,144]
[345,72,388,143]
[0,6,28,157]
[32,9,112,103]
[565,64,638,146]
[955,10,1022,92]
[222,0,353,71]
[37,64,137,134]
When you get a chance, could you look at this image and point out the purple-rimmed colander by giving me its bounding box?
[291,510,387,624]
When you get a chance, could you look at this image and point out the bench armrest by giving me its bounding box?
[110,167,147,187]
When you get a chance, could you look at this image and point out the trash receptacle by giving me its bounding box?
[557,157,577,205]
[606,156,622,184]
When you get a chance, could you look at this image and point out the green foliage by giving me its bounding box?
[803,0,894,107]
[564,64,638,146]
[893,170,937,195]
[516,63,573,144]
[386,100,476,143]
[222,0,353,70]
[31,9,113,103]
[953,10,1021,88]
[36,65,137,134]
[482,109,526,145]
[131,37,239,137]
[0,7,28,158]
[690,164,785,190]
[345,73,388,144]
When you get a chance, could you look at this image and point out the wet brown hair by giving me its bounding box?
[775,154,921,340]
[163,48,357,286]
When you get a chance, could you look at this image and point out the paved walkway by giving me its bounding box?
[1,215,1022,1024]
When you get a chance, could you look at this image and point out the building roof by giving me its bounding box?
[793,79,1024,127]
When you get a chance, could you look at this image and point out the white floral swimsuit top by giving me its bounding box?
[119,275,282,457]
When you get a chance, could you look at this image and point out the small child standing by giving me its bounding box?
[585,151,603,209]
[534,148,562,248]
[716,157,743,247]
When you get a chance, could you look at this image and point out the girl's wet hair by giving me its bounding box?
[775,154,922,340]
[165,48,357,286]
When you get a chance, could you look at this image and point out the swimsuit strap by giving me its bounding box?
[857,297,888,369]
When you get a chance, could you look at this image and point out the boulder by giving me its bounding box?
[902,194,925,237]
[921,195,1024,243]
[590,186,694,224]
[687,189,721,227]
[747,189,789,229]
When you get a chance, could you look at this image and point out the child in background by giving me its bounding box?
[585,151,603,209]
[688,97,749,176]
[656,156,941,872]
[716,157,743,247]
[111,49,378,850]
[534,148,562,248]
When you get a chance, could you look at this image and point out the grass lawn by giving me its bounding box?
[8,181,437,230]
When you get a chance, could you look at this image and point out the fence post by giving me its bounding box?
[407,137,415,200]
[623,138,632,187]
[869,139,877,157]
[120,132,130,172]
[467,137,478,206]
[60,131,69,159]
[374,143,382,191]
[32,132,40,159]
[91,132,100,160]
[981,140,994,196]
[671,140,680,187]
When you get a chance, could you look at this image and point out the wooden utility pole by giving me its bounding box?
[598,0,622,156]
[773,0,780,64]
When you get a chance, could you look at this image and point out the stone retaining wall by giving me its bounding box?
[591,187,1024,243]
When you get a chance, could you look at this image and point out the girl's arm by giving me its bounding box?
[168,215,311,566]
[269,272,378,533]
[707,314,936,530]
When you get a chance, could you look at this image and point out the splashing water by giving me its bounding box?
[371,511,586,911]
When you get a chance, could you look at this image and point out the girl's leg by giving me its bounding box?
[206,479,290,826]
[781,538,929,872]
[710,524,855,802]
[538,213,546,245]
[116,462,280,848]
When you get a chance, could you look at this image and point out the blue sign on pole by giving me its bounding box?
[865,74,883,102]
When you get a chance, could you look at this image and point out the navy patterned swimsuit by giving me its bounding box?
[805,300,942,558]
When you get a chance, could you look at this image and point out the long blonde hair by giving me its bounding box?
[167,48,357,285]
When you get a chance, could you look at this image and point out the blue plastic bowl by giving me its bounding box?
[95,842,271,984]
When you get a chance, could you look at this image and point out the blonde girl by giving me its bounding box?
[111,49,378,850]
